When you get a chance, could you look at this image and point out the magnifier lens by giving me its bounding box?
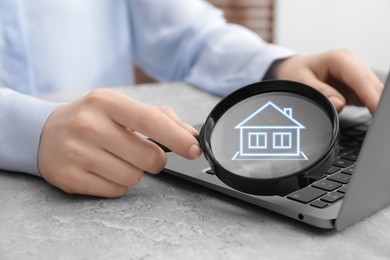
[210,92,334,180]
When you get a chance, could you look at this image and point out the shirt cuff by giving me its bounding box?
[184,23,296,96]
[0,91,59,176]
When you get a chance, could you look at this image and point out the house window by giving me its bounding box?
[248,132,267,149]
[273,132,292,149]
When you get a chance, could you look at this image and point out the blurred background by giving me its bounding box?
[275,0,390,76]
[136,0,390,83]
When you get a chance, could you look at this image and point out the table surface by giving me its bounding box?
[1,83,390,260]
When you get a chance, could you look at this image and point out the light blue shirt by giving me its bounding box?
[0,0,294,176]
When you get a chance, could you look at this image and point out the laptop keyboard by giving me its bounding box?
[286,119,370,208]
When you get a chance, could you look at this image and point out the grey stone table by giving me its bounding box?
[1,83,390,260]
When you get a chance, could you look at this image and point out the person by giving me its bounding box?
[0,0,383,198]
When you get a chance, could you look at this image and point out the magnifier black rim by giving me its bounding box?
[199,80,340,195]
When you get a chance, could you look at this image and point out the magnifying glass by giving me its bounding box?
[152,80,339,196]
[198,80,340,196]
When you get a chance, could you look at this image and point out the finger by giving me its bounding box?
[347,69,383,113]
[58,166,129,198]
[326,51,383,112]
[299,71,346,112]
[59,140,146,186]
[157,106,199,136]
[96,123,168,173]
[100,91,201,159]
[84,147,145,186]
[141,110,201,159]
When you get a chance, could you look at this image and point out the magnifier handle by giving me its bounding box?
[147,136,200,153]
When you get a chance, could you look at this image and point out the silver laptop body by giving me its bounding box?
[164,73,390,230]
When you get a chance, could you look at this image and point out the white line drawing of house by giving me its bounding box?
[232,101,308,161]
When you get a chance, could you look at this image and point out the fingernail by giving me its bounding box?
[188,144,202,159]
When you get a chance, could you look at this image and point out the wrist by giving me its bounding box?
[262,57,291,80]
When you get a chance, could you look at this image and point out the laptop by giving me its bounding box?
[163,72,390,231]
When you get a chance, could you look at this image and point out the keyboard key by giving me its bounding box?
[333,158,354,168]
[354,135,366,142]
[342,166,355,175]
[338,185,349,194]
[339,146,355,154]
[321,192,344,203]
[342,128,365,137]
[327,166,341,175]
[352,148,361,155]
[341,153,358,162]
[328,172,351,184]
[340,137,361,148]
[310,200,329,209]
[287,187,327,204]
[312,179,342,191]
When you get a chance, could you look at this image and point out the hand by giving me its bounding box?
[38,89,201,198]
[270,50,383,113]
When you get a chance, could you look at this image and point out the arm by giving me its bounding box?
[0,87,200,198]
[129,0,382,112]
[1,0,205,198]
[128,0,294,95]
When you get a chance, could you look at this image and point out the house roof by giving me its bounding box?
[235,101,305,129]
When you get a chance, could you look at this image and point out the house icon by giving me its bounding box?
[232,101,308,161]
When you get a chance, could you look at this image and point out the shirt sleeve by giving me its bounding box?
[128,0,295,96]
[0,88,59,176]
